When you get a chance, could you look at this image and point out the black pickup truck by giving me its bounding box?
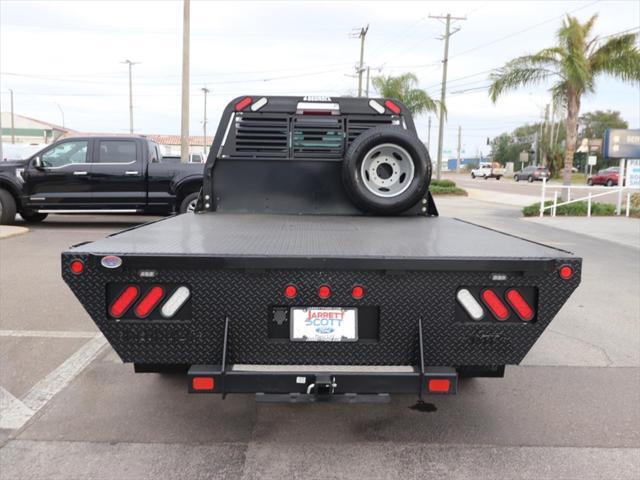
[61,96,581,403]
[0,136,204,224]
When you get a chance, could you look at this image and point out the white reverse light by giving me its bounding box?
[368,99,385,114]
[251,97,268,111]
[161,286,191,318]
[456,288,484,321]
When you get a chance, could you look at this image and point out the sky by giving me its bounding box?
[1,0,639,158]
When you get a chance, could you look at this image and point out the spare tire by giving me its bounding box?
[342,125,431,215]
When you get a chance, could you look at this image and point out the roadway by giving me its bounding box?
[0,204,638,480]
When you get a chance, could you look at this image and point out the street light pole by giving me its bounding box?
[55,103,65,129]
[121,59,139,134]
[354,24,369,97]
[9,89,15,144]
[201,87,209,156]
[180,0,191,163]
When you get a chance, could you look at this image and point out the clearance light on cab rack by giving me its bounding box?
[352,285,365,300]
[384,100,401,114]
[296,102,340,115]
[161,286,191,318]
[250,97,268,111]
[234,96,252,111]
[318,285,331,299]
[368,99,385,114]
[284,284,298,299]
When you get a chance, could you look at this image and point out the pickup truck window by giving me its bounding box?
[96,140,137,164]
[41,140,88,167]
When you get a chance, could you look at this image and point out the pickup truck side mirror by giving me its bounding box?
[33,156,44,169]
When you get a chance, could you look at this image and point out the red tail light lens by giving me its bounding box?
[134,286,165,318]
[481,289,510,321]
[559,265,574,280]
[192,377,215,391]
[428,379,450,393]
[110,285,140,318]
[505,289,534,321]
[351,285,364,299]
[235,96,252,111]
[70,260,84,275]
[384,100,401,114]
[318,285,331,299]
[284,284,298,299]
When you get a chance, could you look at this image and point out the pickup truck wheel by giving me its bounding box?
[514,175,520,182]
[606,179,614,187]
[0,188,17,225]
[471,173,476,179]
[20,211,48,223]
[527,176,534,183]
[587,178,594,186]
[496,176,502,180]
[342,126,430,215]
[179,192,199,214]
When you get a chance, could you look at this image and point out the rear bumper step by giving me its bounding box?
[188,364,458,397]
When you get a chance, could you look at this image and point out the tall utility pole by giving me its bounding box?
[353,24,369,97]
[9,89,15,143]
[121,60,139,134]
[430,13,465,180]
[427,116,432,153]
[180,0,191,163]
[541,103,549,166]
[456,125,462,173]
[365,66,371,98]
[55,103,65,129]
[201,87,209,156]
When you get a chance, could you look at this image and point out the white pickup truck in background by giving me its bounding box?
[471,162,505,180]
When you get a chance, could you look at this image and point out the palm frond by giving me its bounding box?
[589,33,640,82]
[488,67,555,102]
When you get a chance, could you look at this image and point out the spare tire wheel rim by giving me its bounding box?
[360,143,415,198]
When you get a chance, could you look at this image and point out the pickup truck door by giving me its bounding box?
[22,139,93,210]
[89,139,145,210]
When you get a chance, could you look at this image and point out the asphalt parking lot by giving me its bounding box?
[1,200,639,480]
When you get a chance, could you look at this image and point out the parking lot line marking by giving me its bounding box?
[0,387,35,430]
[1,334,108,430]
[0,330,97,339]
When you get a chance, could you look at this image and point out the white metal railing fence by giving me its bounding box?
[538,177,639,218]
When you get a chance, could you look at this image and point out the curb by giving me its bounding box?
[0,226,29,240]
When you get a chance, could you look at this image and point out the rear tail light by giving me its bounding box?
[481,289,510,321]
[559,265,574,280]
[505,289,534,321]
[284,284,298,299]
[234,96,252,111]
[70,260,84,275]
[351,285,364,300]
[456,288,484,320]
[161,286,191,318]
[192,376,215,391]
[318,285,331,299]
[134,286,165,318]
[384,100,401,114]
[428,378,451,393]
[110,285,140,318]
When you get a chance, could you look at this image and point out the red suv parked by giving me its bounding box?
[588,167,621,186]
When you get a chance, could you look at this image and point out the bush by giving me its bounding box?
[431,179,456,188]
[522,200,616,217]
[631,192,640,210]
[429,185,468,196]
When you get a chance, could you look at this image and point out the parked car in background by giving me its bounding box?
[0,136,204,224]
[514,165,550,182]
[471,162,505,179]
[587,167,621,186]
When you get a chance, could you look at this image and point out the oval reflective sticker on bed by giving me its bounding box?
[161,286,190,318]
[456,288,484,320]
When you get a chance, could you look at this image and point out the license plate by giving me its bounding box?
[290,307,358,342]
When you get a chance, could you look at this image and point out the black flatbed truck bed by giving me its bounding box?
[62,96,581,403]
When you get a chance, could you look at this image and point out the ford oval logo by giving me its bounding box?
[315,326,334,334]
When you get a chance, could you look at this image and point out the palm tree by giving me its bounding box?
[372,72,444,117]
[489,15,640,186]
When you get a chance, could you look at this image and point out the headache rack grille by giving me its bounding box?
[227,112,396,160]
